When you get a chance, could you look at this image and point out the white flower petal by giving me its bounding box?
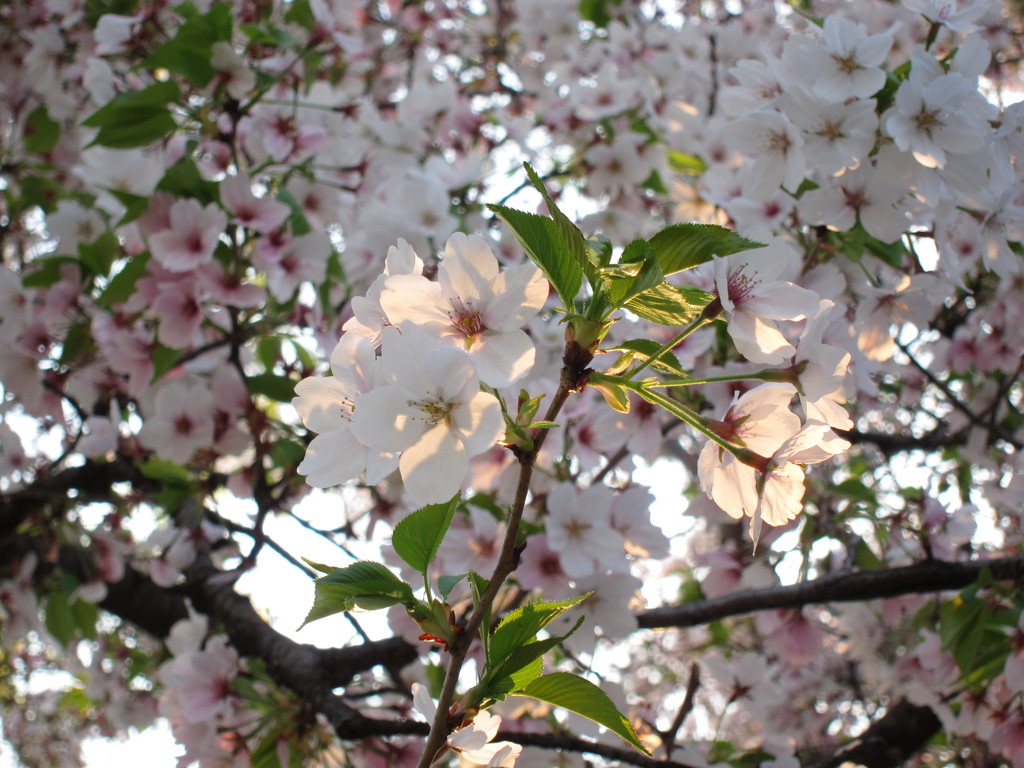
[400,423,468,505]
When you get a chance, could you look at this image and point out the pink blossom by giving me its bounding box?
[220,172,289,235]
[139,378,216,464]
[713,249,820,364]
[149,199,227,272]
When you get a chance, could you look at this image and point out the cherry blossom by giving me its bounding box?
[412,685,521,767]
[351,325,504,505]
[544,483,627,578]
[785,16,892,103]
[713,248,820,364]
[139,378,216,464]
[380,233,548,388]
[294,333,394,489]
[148,199,228,272]
[698,383,801,522]
[752,421,850,542]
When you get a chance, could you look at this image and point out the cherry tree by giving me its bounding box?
[2,0,1024,767]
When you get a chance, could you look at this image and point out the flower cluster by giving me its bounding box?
[294,235,547,505]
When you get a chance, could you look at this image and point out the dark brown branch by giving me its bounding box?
[0,458,145,539]
[840,427,967,454]
[495,732,703,768]
[637,555,1024,629]
[803,698,941,768]
[182,552,421,739]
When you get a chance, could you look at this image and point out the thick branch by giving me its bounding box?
[498,732,702,768]
[803,698,941,768]
[0,458,144,539]
[182,553,420,739]
[638,555,1024,629]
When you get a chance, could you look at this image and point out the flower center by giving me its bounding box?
[727,266,758,306]
[450,304,485,340]
[413,399,453,425]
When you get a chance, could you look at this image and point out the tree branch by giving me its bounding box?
[498,731,703,768]
[802,698,941,768]
[638,555,1024,629]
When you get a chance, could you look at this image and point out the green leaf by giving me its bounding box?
[667,150,707,176]
[22,257,77,288]
[302,558,340,575]
[18,176,64,213]
[588,234,613,267]
[109,189,150,226]
[648,223,764,276]
[488,204,582,308]
[77,231,119,277]
[283,0,315,29]
[82,82,181,149]
[522,162,598,289]
[156,156,220,206]
[300,561,416,628]
[145,3,233,87]
[605,239,664,307]
[579,0,616,27]
[70,597,98,641]
[140,457,192,485]
[480,615,586,701]
[256,336,282,372]
[45,591,78,647]
[247,373,296,402]
[488,595,591,666]
[392,496,460,574]
[277,188,312,236]
[437,573,467,599]
[24,105,60,155]
[641,169,668,195]
[591,377,630,413]
[98,254,150,306]
[152,345,183,380]
[602,338,687,377]
[515,672,650,754]
[270,438,305,467]
[241,24,295,48]
[625,282,714,326]
[59,322,95,366]
[865,232,906,265]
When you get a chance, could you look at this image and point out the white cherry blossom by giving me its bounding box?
[351,325,504,506]
[713,247,820,365]
[294,333,395,488]
[411,684,521,767]
[380,233,548,388]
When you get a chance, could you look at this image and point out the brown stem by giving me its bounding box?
[415,339,590,767]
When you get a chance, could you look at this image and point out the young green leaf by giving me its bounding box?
[488,595,591,665]
[602,338,688,377]
[144,3,233,87]
[479,615,586,701]
[98,254,151,307]
[591,377,630,413]
[391,495,460,574]
[488,204,582,308]
[437,573,467,600]
[625,282,714,326]
[300,561,415,629]
[521,162,597,288]
[515,672,651,754]
[24,105,60,155]
[649,223,764,275]
[605,239,664,307]
[82,82,181,149]
[247,373,297,401]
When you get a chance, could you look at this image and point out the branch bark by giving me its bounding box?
[638,555,1024,629]
[802,698,942,768]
